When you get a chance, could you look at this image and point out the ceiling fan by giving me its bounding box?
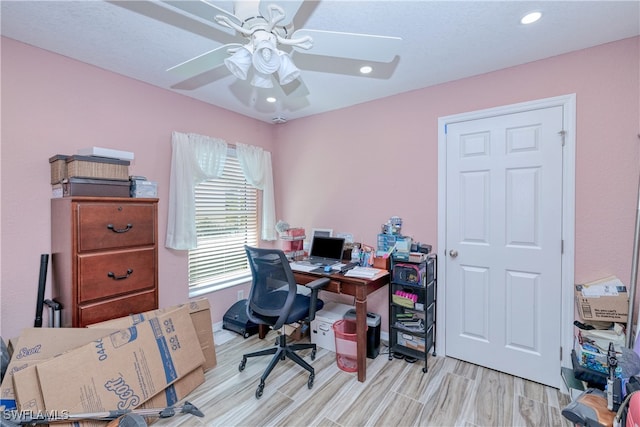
[164,0,402,96]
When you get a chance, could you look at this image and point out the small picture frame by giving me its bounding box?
[311,228,333,238]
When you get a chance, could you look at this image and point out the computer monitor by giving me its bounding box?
[308,236,345,265]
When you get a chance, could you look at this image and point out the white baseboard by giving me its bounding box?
[214,320,390,345]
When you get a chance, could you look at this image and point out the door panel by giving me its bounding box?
[445,106,563,387]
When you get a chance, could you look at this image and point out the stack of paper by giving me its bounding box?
[344,266,384,278]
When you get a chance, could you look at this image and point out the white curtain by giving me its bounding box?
[236,143,277,241]
[166,132,227,250]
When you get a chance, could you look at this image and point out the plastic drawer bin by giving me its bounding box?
[332,319,361,372]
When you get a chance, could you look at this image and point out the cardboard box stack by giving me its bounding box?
[0,328,118,411]
[573,276,628,377]
[87,297,216,371]
[1,298,216,426]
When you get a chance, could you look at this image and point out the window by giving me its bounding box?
[188,153,258,295]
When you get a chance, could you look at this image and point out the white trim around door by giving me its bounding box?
[436,94,576,387]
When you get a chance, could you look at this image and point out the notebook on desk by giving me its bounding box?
[306,236,345,266]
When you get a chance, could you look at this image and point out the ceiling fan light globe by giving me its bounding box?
[252,41,280,74]
[224,47,252,80]
[251,72,274,88]
[277,53,300,85]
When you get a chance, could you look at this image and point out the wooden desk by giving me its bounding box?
[293,269,389,382]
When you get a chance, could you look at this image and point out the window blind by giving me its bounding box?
[189,155,258,290]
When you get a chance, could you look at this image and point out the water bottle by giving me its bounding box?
[351,244,360,265]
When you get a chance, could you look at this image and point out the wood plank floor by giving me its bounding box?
[153,330,573,427]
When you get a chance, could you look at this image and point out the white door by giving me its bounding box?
[444,106,564,387]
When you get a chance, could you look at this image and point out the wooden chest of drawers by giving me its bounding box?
[51,197,158,327]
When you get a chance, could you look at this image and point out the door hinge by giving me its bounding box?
[558,130,566,146]
[561,239,564,254]
[560,346,563,360]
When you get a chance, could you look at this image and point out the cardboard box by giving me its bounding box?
[36,306,204,414]
[15,367,205,426]
[284,322,309,340]
[7,337,18,358]
[88,297,216,370]
[0,328,116,410]
[141,366,204,410]
[14,357,204,427]
[575,276,629,322]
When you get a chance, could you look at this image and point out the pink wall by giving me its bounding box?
[0,38,272,338]
[2,36,639,340]
[272,37,640,329]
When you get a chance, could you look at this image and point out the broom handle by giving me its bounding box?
[33,254,49,327]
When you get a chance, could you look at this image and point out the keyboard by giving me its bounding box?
[290,262,321,272]
[307,257,339,266]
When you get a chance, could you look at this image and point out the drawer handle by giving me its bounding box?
[107,223,133,233]
[108,269,133,280]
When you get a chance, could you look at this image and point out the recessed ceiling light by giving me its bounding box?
[266,96,276,103]
[359,65,373,74]
[521,11,542,25]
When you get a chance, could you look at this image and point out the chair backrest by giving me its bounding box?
[244,245,297,330]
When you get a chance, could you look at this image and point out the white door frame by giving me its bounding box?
[436,94,576,377]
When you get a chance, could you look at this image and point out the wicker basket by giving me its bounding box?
[49,154,69,184]
[50,154,130,184]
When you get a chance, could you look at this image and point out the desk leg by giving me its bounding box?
[258,324,268,339]
[355,293,367,382]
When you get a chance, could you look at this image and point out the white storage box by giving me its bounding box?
[311,302,353,352]
[130,179,158,198]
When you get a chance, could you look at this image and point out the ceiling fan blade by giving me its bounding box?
[291,29,402,63]
[167,43,241,79]
[161,1,240,30]
[279,77,309,98]
[258,0,304,27]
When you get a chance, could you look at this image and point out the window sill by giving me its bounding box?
[189,273,252,298]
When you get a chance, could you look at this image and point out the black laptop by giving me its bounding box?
[307,236,345,266]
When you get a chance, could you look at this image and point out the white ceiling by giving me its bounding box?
[2,1,639,124]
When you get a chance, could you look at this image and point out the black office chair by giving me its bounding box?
[240,245,329,398]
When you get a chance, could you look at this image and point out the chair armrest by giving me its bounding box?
[305,277,330,292]
[304,277,330,321]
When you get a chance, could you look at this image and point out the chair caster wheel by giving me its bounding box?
[311,349,316,360]
[239,357,247,372]
[256,382,265,399]
[422,367,428,373]
[308,374,314,389]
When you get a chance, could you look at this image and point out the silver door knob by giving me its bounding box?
[449,249,458,258]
